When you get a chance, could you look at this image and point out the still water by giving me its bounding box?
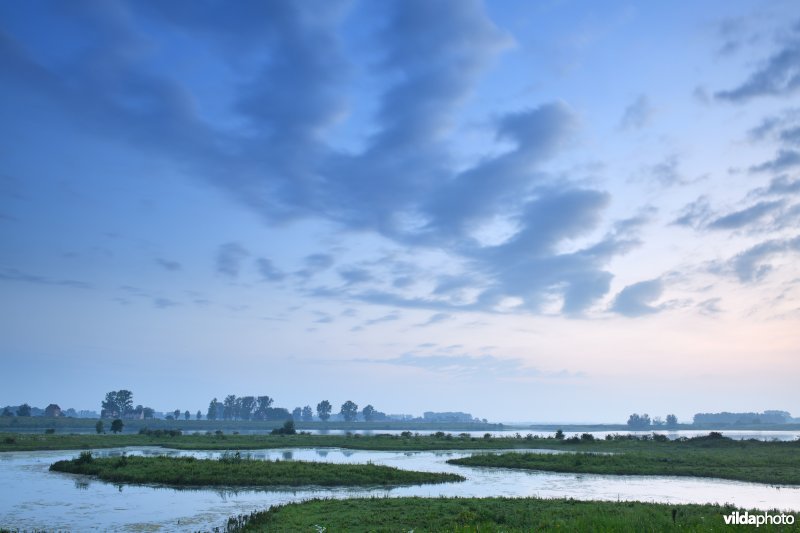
[1,446,799,532]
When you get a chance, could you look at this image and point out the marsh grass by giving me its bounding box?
[49,452,464,487]
[225,497,800,532]
[448,434,800,485]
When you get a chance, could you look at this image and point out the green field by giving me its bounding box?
[226,497,800,532]
[448,434,800,485]
[49,452,463,487]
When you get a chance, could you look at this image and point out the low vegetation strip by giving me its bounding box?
[226,497,800,532]
[448,445,800,485]
[49,452,464,487]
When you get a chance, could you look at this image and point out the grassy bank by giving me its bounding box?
[0,431,553,452]
[49,452,463,487]
[448,435,800,485]
[227,497,800,532]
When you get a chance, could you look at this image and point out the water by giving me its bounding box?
[2,446,799,531]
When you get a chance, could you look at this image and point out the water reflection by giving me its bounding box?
[1,446,799,532]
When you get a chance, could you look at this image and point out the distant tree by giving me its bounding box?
[627,413,652,429]
[666,414,678,427]
[340,400,358,422]
[254,396,274,420]
[207,398,219,421]
[196,410,202,420]
[166,415,174,420]
[95,420,104,434]
[239,396,256,420]
[102,391,118,418]
[1,407,12,417]
[362,404,376,422]
[223,395,237,420]
[271,419,296,435]
[16,403,31,417]
[317,400,332,422]
[44,404,62,417]
[184,410,190,421]
[143,407,155,419]
[652,416,664,426]
[292,407,302,421]
[133,405,144,418]
[110,419,124,434]
[173,409,181,420]
[116,390,134,416]
[555,429,564,440]
[301,405,313,422]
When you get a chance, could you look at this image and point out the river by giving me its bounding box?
[1,446,799,531]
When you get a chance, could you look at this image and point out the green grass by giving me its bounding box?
[0,431,559,452]
[227,497,800,532]
[49,452,464,487]
[448,436,800,485]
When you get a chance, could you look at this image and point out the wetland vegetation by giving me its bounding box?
[226,497,800,532]
[49,451,464,487]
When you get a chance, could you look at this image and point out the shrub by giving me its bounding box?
[76,451,93,464]
[554,429,565,440]
[44,428,55,435]
[580,433,595,442]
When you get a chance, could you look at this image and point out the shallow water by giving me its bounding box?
[1,446,798,531]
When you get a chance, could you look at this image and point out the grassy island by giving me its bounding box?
[448,434,800,485]
[226,497,800,532]
[49,452,464,487]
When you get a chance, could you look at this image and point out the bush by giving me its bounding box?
[554,429,564,440]
[76,451,93,464]
[44,428,55,435]
[580,433,595,442]
[271,420,296,435]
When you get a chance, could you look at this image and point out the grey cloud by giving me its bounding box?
[731,235,800,282]
[359,352,579,380]
[153,297,178,309]
[364,311,401,326]
[715,30,800,101]
[648,155,685,187]
[296,253,334,279]
[764,175,800,195]
[156,258,181,271]
[0,1,633,319]
[619,94,653,130]
[415,312,452,327]
[707,200,783,230]
[610,279,664,317]
[0,267,92,289]
[672,196,712,228]
[256,258,285,282]
[698,298,722,315]
[750,149,800,173]
[339,268,372,285]
[216,242,248,278]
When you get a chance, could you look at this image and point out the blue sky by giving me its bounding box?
[1,0,799,422]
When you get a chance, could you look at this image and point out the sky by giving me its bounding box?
[1,0,799,423]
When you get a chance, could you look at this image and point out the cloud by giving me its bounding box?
[256,258,285,282]
[610,279,664,317]
[339,268,372,285]
[750,149,800,173]
[216,242,249,278]
[414,312,452,327]
[619,94,653,130]
[156,258,181,271]
[648,155,685,186]
[296,253,334,279]
[0,267,92,289]
[763,175,800,196]
[715,29,800,102]
[672,196,712,228]
[0,1,639,319]
[730,235,800,282]
[358,351,580,380]
[359,311,401,328]
[707,200,783,230]
[698,298,722,315]
[153,297,178,309]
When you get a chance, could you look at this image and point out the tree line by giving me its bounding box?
[626,413,678,429]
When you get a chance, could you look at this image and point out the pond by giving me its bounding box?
[2,446,799,531]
